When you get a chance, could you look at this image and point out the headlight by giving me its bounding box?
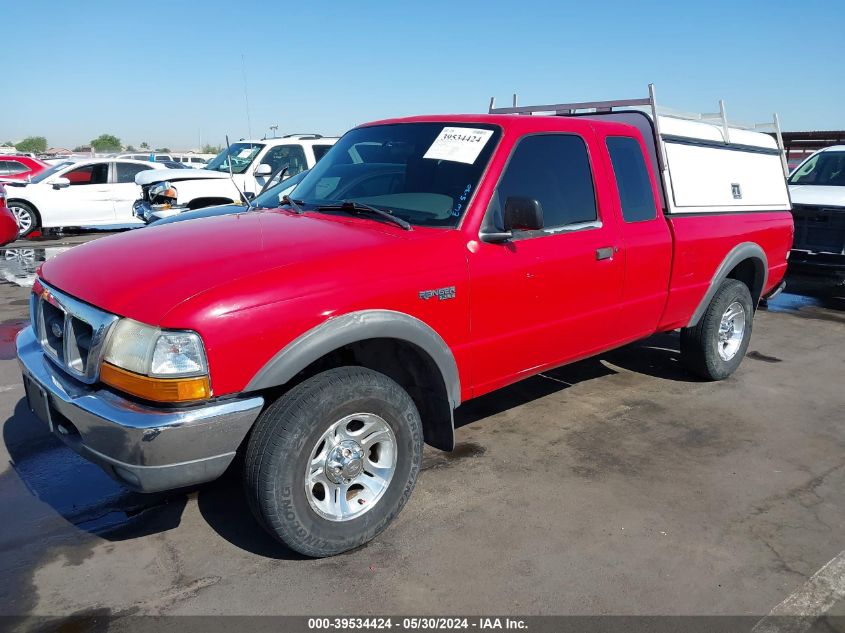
[149,181,178,205]
[101,318,210,402]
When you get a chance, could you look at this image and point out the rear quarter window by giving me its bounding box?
[606,136,657,222]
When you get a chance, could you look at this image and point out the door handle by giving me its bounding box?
[596,246,615,260]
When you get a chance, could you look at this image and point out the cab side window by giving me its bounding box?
[65,163,109,185]
[0,161,28,175]
[606,136,657,222]
[261,145,308,177]
[115,162,153,183]
[496,134,597,231]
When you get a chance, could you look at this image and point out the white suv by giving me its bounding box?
[133,135,338,221]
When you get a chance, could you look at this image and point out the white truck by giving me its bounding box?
[787,145,845,292]
[133,134,337,222]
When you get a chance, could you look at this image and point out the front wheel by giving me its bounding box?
[8,201,39,238]
[244,367,423,557]
[681,279,754,381]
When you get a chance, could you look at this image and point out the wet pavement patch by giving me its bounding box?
[765,292,845,324]
[3,401,186,537]
[0,319,29,360]
[0,248,47,289]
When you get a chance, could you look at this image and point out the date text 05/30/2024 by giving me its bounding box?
[307,618,528,630]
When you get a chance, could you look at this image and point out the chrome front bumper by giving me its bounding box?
[16,326,264,492]
[133,199,188,224]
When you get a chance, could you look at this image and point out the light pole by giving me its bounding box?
[269,125,278,138]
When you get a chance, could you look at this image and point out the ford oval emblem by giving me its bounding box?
[51,322,63,338]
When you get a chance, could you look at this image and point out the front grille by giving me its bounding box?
[791,204,845,254]
[31,282,119,383]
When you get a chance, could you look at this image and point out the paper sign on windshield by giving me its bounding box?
[423,127,494,164]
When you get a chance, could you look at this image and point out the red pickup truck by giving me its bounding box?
[17,88,793,556]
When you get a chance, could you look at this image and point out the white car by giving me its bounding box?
[133,135,338,217]
[3,158,169,236]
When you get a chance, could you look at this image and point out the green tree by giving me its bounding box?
[139,141,149,149]
[125,145,137,152]
[2,140,13,147]
[16,136,48,153]
[90,134,122,152]
[154,147,171,153]
[202,144,222,154]
[72,146,90,152]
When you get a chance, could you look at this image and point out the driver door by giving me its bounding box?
[46,162,115,225]
[468,133,625,395]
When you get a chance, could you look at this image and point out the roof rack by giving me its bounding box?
[281,133,324,140]
[488,84,788,176]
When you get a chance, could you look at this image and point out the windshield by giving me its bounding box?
[30,162,74,183]
[789,151,845,186]
[291,122,501,227]
[205,143,265,174]
[253,170,310,208]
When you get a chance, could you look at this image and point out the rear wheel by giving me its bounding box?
[681,279,754,381]
[244,367,423,557]
[8,201,38,238]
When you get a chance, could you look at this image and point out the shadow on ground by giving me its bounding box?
[456,330,692,429]
[2,328,696,576]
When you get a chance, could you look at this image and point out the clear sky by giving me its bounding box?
[3,0,841,150]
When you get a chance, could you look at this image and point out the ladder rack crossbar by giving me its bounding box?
[489,96,651,115]
[655,106,776,134]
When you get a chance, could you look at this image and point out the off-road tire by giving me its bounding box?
[243,367,423,557]
[681,279,754,381]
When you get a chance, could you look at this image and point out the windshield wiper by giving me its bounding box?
[280,195,304,214]
[316,201,412,231]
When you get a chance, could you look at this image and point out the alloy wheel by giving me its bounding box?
[304,412,397,522]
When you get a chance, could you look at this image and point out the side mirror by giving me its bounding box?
[479,196,543,243]
[503,196,543,231]
[52,177,71,189]
[254,163,273,177]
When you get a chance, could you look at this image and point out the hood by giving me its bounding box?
[38,210,427,324]
[135,168,231,185]
[788,185,845,208]
[151,204,243,226]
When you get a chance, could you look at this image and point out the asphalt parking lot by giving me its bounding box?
[0,233,843,622]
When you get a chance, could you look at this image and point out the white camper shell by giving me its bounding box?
[488,85,791,216]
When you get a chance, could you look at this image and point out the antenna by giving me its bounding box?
[241,54,253,139]
[225,134,253,210]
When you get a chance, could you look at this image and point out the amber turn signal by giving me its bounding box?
[100,362,211,403]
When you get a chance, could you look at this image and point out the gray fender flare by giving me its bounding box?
[245,309,461,410]
[687,242,768,327]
